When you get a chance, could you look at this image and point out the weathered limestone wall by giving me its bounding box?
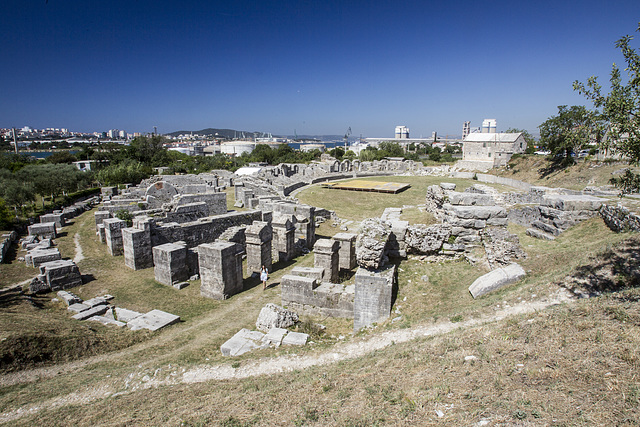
[151,210,262,248]
[0,231,17,264]
[353,264,396,331]
[281,274,354,318]
[600,204,640,233]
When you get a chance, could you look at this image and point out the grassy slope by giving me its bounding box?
[0,173,639,426]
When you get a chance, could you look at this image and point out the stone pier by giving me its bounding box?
[332,232,357,271]
[353,264,396,331]
[314,239,340,283]
[153,242,189,286]
[122,217,153,270]
[272,214,295,263]
[103,218,127,256]
[245,221,272,275]
[198,241,244,300]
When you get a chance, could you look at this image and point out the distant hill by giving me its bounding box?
[166,128,345,142]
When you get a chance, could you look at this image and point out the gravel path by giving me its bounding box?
[0,287,574,424]
[73,233,84,264]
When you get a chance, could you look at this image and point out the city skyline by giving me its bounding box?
[1,0,639,138]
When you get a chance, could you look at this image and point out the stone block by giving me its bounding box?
[446,205,507,220]
[333,232,357,270]
[199,241,244,300]
[40,213,66,229]
[354,264,396,331]
[314,238,340,283]
[57,290,82,306]
[126,309,180,331]
[113,307,143,323]
[28,222,57,239]
[122,227,153,270]
[447,192,495,206]
[103,218,127,256]
[72,304,109,320]
[468,263,526,298]
[34,259,82,292]
[256,303,299,332]
[67,303,90,313]
[83,297,108,308]
[245,221,273,275]
[94,210,111,231]
[153,242,189,286]
[221,328,266,356]
[282,331,309,346]
[88,316,126,327]
[25,248,61,267]
[262,327,288,346]
[290,266,324,280]
[542,195,605,212]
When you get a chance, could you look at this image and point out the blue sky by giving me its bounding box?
[1,0,639,138]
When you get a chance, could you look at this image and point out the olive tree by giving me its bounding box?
[573,21,640,192]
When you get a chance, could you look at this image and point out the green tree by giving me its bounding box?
[1,180,35,214]
[573,21,640,193]
[538,105,602,165]
[0,197,14,228]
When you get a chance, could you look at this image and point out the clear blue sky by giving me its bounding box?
[1,0,639,138]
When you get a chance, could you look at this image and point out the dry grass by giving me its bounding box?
[1,173,639,426]
[6,287,639,427]
[493,155,631,191]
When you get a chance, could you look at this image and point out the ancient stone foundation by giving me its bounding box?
[103,218,127,256]
[281,274,354,318]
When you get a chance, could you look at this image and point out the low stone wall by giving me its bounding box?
[151,210,262,248]
[0,231,18,264]
[281,274,355,318]
[600,204,640,232]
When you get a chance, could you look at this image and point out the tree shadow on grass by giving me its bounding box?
[537,157,574,179]
[81,273,96,285]
[561,237,640,296]
[0,286,23,308]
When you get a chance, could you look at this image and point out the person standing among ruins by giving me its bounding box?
[260,265,268,290]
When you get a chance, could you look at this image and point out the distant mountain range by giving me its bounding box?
[166,128,345,142]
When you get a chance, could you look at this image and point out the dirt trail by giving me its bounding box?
[0,287,574,424]
[73,233,84,264]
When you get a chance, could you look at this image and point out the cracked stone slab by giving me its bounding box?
[126,309,180,331]
[282,331,309,346]
[72,304,109,320]
[83,297,108,308]
[67,303,90,313]
[262,327,288,346]
[221,328,266,356]
[88,315,126,327]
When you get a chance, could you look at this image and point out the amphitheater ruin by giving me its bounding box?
[18,155,640,347]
